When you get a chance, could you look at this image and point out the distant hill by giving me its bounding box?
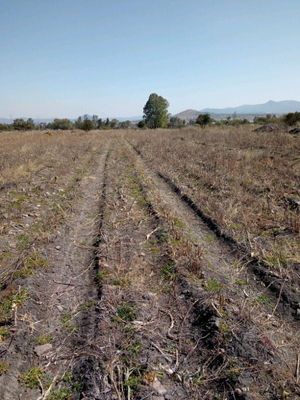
[174,109,200,121]
[0,118,14,124]
[202,100,300,115]
[174,100,300,121]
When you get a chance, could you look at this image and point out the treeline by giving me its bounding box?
[1,92,300,132]
[0,115,133,131]
[166,112,300,128]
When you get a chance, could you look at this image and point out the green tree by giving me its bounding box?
[119,120,131,129]
[143,93,169,128]
[75,115,96,131]
[0,123,11,131]
[110,119,119,129]
[81,118,94,131]
[97,118,103,129]
[75,116,82,129]
[168,116,185,128]
[13,118,35,130]
[196,113,211,127]
[283,112,300,126]
[137,120,146,129]
[50,119,73,130]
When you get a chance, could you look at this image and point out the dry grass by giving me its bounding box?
[128,126,300,278]
[0,129,109,320]
[0,129,299,399]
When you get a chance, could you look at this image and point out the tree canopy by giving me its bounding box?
[143,93,169,128]
[283,112,300,126]
[196,113,211,127]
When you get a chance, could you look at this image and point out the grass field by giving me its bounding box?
[0,127,299,399]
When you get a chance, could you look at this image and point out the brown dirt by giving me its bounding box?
[0,137,111,399]
[0,131,299,400]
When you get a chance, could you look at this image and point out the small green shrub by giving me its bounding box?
[20,367,44,389]
[160,261,176,280]
[116,303,136,322]
[205,278,222,292]
[0,362,9,375]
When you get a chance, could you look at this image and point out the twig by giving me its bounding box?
[296,352,300,384]
[272,277,286,315]
[109,363,122,400]
[36,369,67,400]
[146,227,159,240]
[211,301,222,317]
[150,342,174,363]
[37,377,45,399]
[52,280,75,286]
[159,309,176,340]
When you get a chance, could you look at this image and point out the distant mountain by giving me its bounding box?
[174,109,201,121]
[201,100,300,115]
[0,118,57,124]
[174,100,300,121]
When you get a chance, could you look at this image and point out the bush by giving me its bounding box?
[137,120,146,129]
[49,119,73,130]
[283,112,300,126]
[168,117,185,128]
[0,123,11,131]
[13,118,35,130]
[196,113,211,127]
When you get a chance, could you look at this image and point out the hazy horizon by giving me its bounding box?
[1,0,300,118]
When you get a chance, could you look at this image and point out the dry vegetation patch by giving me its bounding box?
[0,129,299,399]
[0,130,109,356]
[128,126,300,299]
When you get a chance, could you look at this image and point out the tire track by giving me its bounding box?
[93,144,207,399]
[0,139,111,400]
[125,139,300,399]
[158,172,300,316]
[127,141,300,317]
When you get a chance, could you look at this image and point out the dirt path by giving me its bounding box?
[0,140,111,400]
[92,144,208,399]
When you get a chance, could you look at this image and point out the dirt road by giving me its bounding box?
[0,137,299,399]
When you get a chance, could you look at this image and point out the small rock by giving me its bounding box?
[254,124,279,133]
[285,197,300,210]
[151,378,167,395]
[289,127,300,135]
[55,246,61,250]
[34,343,52,357]
[57,305,64,312]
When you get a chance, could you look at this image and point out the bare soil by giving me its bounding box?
[0,129,299,400]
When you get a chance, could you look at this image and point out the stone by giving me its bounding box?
[254,124,279,133]
[151,378,167,395]
[285,197,300,210]
[289,127,300,135]
[34,343,52,357]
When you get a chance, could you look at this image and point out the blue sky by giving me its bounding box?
[1,0,300,118]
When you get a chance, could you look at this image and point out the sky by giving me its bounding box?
[1,0,300,118]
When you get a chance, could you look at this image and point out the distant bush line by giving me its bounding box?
[1,112,299,132]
